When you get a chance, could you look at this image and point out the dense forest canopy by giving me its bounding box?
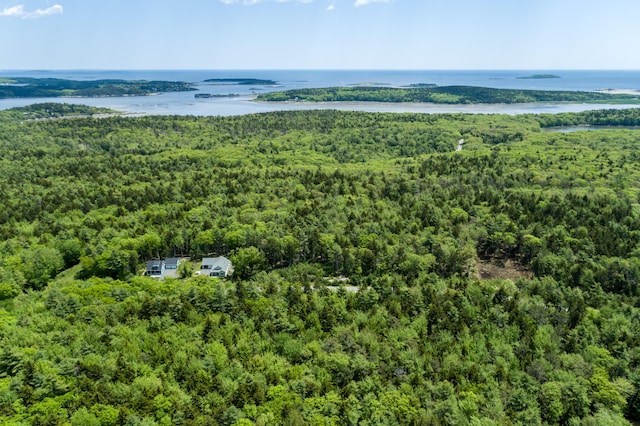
[257,85,640,104]
[0,105,639,425]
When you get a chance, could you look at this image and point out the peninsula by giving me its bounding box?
[0,77,195,99]
[257,85,640,104]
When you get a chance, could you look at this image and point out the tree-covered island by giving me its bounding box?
[1,106,640,424]
[0,77,195,99]
[516,74,562,79]
[257,85,640,104]
[203,78,279,85]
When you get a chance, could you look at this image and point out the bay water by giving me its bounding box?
[1,70,638,116]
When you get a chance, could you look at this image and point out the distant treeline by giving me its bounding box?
[1,103,117,121]
[536,108,640,127]
[257,85,640,104]
[0,77,195,99]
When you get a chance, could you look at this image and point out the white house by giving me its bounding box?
[197,256,233,277]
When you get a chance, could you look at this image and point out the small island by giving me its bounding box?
[0,77,195,99]
[194,93,241,99]
[516,74,562,79]
[257,85,640,104]
[203,78,278,85]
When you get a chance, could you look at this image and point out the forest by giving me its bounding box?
[257,85,640,104]
[0,78,195,99]
[0,104,639,425]
[0,103,117,121]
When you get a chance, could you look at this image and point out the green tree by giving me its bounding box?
[230,247,266,279]
[177,261,193,279]
[21,247,64,290]
[0,267,25,300]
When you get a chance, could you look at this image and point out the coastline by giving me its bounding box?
[594,88,640,95]
[249,98,640,116]
[3,91,640,118]
[2,70,640,116]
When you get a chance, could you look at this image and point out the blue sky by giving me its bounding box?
[1,0,639,69]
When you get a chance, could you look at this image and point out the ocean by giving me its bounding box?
[1,70,639,116]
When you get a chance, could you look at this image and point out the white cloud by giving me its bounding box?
[327,4,334,10]
[24,4,63,18]
[0,3,63,18]
[354,0,391,6]
[0,5,25,16]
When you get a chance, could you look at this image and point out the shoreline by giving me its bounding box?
[251,97,640,108]
[247,98,640,117]
[594,88,640,95]
[0,92,166,101]
[3,94,640,118]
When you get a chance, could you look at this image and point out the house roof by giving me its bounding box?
[146,260,164,271]
[201,256,232,272]
[165,257,180,267]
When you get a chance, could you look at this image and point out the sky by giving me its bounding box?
[1,0,639,70]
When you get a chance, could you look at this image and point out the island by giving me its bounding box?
[516,74,562,79]
[0,77,195,99]
[256,85,640,104]
[203,78,278,85]
[194,93,241,99]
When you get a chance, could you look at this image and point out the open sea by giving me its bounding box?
[1,70,639,116]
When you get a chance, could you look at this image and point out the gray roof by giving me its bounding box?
[146,260,165,278]
[201,256,232,275]
[146,260,164,271]
[165,257,181,267]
